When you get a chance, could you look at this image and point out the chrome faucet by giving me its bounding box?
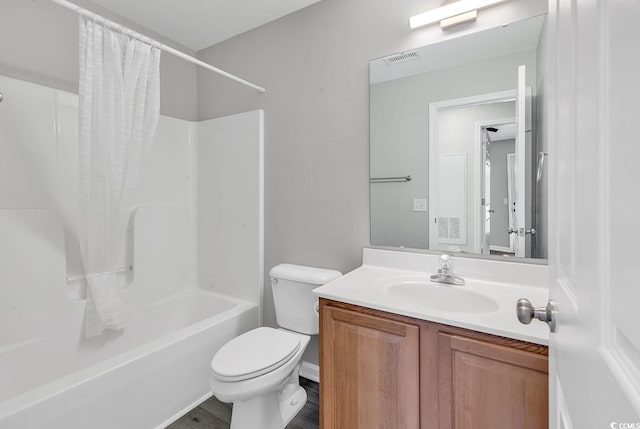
[430,254,465,285]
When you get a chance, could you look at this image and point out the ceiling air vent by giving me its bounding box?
[383,50,420,65]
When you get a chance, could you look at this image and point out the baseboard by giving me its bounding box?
[155,391,212,429]
[299,361,319,383]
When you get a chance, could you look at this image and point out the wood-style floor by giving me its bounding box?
[167,378,319,429]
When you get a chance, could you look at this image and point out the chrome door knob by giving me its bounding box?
[516,298,556,332]
[508,228,538,236]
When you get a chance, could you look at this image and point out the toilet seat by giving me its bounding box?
[211,327,301,382]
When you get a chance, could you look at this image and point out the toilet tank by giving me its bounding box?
[270,264,342,335]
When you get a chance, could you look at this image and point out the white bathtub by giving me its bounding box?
[0,289,259,429]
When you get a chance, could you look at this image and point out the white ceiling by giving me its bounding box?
[370,14,546,84]
[88,0,323,51]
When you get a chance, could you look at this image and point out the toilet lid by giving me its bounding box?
[211,327,301,382]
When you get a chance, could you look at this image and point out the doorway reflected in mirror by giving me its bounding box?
[369,14,548,262]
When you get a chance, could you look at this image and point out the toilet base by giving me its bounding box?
[229,376,307,429]
[279,383,307,427]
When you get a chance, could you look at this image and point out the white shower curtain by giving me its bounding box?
[78,17,161,337]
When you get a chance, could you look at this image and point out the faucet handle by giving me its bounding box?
[431,253,465,285]
[439,253,452,270]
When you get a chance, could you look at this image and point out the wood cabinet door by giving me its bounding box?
[438,334,548,429]
[320,304,420,429]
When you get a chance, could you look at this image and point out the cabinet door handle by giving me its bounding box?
[516,299,556,332]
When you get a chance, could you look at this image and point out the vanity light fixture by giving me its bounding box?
[409,0,508,30]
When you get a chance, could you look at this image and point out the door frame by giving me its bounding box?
[428,89,516,250]
[506,152,517,253]
[473,117,516,254]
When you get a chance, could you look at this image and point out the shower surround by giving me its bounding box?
[0,74,264,428]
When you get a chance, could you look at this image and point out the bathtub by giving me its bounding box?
[0,289,259,429]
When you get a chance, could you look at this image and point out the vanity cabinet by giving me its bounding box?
[320,304,420,429]
[319,299,549,429]
[436,332,548,429]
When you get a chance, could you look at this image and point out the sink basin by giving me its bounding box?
[377,276,499,314]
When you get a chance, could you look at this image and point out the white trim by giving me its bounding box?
[506,152,517,252]
[489,245,515,253]
[428,102,439,249]
[430,89,516,112]
[257,110,265,325]
[299,361,319,383]
[516,65,527,257]
[473,117,515,254]
[428,89,516,251]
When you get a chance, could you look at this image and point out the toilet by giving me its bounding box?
[209,264,342,429]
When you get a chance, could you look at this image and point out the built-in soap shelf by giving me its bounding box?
[65,204,184,301]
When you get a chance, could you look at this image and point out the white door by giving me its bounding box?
[482,129,491,255]
[547,0,640,427]
[515,65,527,257]
[506,152,516,253]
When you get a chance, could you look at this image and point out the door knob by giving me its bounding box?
[516,298,556,332]
[508,228,537,236]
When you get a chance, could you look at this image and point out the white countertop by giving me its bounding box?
[313,249,550,346]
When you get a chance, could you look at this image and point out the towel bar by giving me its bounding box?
[370,175,412,183]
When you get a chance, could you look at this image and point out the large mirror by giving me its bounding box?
[370,14,549,261]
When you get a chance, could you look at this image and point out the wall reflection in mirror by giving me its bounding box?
[370,14,549,261]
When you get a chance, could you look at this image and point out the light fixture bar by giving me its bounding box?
[440,10,477,29]
[409,0,508,29]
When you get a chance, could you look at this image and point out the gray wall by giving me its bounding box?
[196,0,548,365]
[0,0,198,120]
[490,139,516,249]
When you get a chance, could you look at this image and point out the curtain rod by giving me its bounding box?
[47,0,267,93]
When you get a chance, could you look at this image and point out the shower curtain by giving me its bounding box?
[78,17,161,337]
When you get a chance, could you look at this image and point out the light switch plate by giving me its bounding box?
[503,198,508,205]
[413,198,427,212]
